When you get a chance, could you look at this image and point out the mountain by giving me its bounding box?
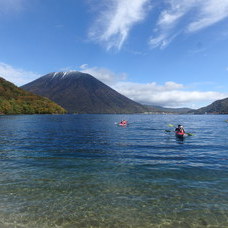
[145,105,193,114]
[192,97,228,114]
[0,77,66,115]
[21,71,148,114]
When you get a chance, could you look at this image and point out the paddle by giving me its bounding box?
[168,124,175,127]
[165,130,194,136]
[165,130,172,132]
[166,124,194,136]
[186,133,194,136]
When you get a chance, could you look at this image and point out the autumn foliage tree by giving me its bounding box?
[0,77,66,114]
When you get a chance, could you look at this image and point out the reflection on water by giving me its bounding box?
[0,114,228,227]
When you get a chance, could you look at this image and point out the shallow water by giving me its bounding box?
[0,114,228,227]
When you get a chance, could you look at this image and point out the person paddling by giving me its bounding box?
[119,120,128,126]
[175,125,185,133]
[166,124,194,136]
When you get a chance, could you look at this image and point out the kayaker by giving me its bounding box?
[175,125,185,133]
[119,120,128,125]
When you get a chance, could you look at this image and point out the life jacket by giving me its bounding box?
[176,128,184,133]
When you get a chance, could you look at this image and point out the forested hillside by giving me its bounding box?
[0,77,66,114]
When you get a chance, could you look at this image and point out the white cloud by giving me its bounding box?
[0,62,40,86]
[89,0,228,50]
[149,33,178,49]
[188,0,228,32]
[150,0,228,48]
[89,0,151,50]
[79,64,89,70]
[79,64,127,85]
[113,81,228,108]
[78,65,227,108]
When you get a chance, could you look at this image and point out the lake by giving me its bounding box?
[0,114,228,227]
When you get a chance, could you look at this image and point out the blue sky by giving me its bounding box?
[0,0,228,108]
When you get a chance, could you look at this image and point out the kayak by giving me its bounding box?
[118,122,128,126]
[175,131,188,138]
[118,121,128,126]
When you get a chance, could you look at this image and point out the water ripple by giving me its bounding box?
[0,114,228,227]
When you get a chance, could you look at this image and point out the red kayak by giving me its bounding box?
[118,121,128,126]
[118,123,127,126]
[175,131,187,138]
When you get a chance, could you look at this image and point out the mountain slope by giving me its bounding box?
[22,71,148,114]
[145,105,193,114]
[192,97,228,114]
[0,77,66,114]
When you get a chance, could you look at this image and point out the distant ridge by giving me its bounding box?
[192,97,228,114]
[0,77,66,114]
[145,105,193,114]
[22,71,148,114]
